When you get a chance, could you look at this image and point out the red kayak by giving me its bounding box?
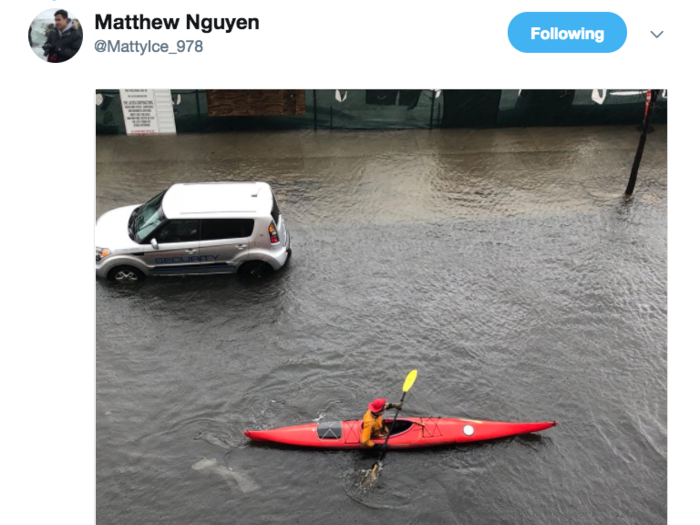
[244,417,557,449]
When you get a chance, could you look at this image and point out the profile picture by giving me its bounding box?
[28,9,83,63]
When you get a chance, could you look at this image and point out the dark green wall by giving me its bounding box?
[96,89,667,135]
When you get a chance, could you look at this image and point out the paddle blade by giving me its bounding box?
[364,461,381,486]
[402,370,418,392]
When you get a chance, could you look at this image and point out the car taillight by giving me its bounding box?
[269,222,279,244]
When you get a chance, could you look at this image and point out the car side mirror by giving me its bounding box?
[150,238,159,250]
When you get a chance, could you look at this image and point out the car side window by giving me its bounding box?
[201,219,255,241]
[271,197,280,224]
[155,220,200,243]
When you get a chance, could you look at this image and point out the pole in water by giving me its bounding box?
[313,90,318,132]
[626,89,659,197]
[330,106,333,131]
[429,90,436,130]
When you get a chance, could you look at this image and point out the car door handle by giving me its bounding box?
[236,244,246,250]
[185,249,197,254]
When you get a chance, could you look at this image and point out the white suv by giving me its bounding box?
[95,182,291,282]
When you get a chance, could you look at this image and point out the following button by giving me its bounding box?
[508,12,627,53]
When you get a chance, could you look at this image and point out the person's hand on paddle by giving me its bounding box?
[366,370,418,484]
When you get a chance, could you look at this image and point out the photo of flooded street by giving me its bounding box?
[97,124,666,524]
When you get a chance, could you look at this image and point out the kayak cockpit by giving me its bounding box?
[383,419,413,436]
[316,419,415,441]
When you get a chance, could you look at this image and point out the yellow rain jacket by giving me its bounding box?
[361,409,387,448]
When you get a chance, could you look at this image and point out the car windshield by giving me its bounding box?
[133,191,165,243]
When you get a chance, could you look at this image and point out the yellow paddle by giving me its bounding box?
[366,370,418,483]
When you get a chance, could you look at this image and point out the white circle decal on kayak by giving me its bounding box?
[463,424,475,436]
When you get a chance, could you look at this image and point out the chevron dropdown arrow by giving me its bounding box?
[651,31,664,38]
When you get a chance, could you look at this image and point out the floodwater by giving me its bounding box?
[97,127,667,524]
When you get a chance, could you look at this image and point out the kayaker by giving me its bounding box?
[361,398,403,450]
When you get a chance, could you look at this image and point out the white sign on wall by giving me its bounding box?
[119,89,176,135]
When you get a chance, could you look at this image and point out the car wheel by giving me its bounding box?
[238,261,273,279]
[108,266,145,283]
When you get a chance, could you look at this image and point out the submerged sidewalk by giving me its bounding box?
[96,126,667,221]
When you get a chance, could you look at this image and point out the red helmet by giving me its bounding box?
[368,398,386,413]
